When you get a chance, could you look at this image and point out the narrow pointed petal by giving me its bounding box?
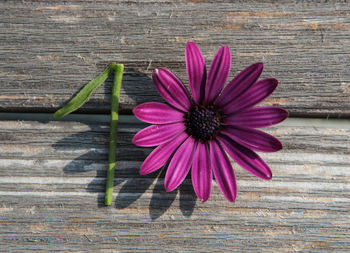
[152,68,192,112]
[218,135,272,180]
[210,140,237,202]
[221,126,282,153]
[216,62,263,108]
[132,123,185,147]
[191,142,212,202]
[224,107,289,128]
[222,78,278,115]
[140,132,188,175]
[165,137,196,192]
[186,41,206,104]
[133,102,185,124]
[205,46,231,104]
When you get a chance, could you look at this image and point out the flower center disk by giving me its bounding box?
[186,106,220,141]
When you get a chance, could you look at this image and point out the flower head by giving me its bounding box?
[133,42,288,202]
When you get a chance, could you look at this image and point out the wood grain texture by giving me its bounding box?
[1,119,350,252]
[1,0,350,117]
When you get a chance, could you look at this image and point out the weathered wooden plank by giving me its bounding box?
[1,118,350,251]
[1,1,350,117]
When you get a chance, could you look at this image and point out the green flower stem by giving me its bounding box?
[53,63,124,206]
[105,64,124,206]
[53,63,117,118]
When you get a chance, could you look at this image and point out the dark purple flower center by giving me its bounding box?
[185,105,221,142]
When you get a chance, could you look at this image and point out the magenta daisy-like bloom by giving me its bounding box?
[132,42,288,202]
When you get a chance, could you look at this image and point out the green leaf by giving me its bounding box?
[53,63,118,118]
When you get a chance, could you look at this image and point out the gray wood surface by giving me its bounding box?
[1,118,350,252]
[2,0,350,252]
[1,1,350,117]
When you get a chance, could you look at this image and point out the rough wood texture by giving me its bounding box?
[1,119,350,252]
[1,1,350,117]
[2,0,350,252]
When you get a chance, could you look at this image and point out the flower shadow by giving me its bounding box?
[112,166,197,219]
[52,119,197,215]
[114,170,158,209]
[149,169,197,220]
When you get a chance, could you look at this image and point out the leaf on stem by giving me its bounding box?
[53,63,118,118]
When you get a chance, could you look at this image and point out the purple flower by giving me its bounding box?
[132,42,288,202]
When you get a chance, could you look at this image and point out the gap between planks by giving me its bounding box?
[1,112,350,128]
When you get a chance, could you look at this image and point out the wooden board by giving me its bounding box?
[1,1,350,117]
[1,118,350,252]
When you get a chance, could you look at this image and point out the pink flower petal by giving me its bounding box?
[185,41,206,104]
[205,46,231,104]
[133,102,185,124]
[215,62,263,109]
[210,140,237,202]
[132,123,185,147]
[152,68,192,112]
[217,135,272,180]
[221,78,278,115]
[140,132,188,175]
[221,126,282,153]
[191,142,212,202]
[223,106,289,128]
[164,137,196,192]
